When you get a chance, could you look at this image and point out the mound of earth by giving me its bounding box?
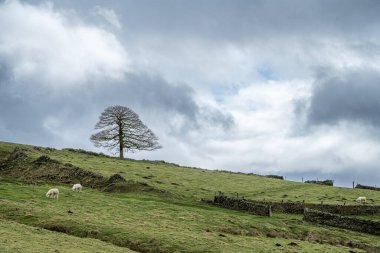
[107,173,127,184]
[1,149,106,187]
[1,148,170,196]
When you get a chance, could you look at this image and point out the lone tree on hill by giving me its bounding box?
[90,105,161,158]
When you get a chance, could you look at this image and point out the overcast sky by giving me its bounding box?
[1,0,380,187]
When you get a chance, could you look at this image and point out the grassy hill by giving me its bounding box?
[0,141,379,252]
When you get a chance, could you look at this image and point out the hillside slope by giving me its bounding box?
[0,141,379,252]
[2,141,379,205]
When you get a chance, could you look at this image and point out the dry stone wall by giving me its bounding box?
[355,184,380,191]
[211,193,380,216]
[212,194,271,216]
[304,208,380,236]
[249,200,380,215]
[304,179,334,186]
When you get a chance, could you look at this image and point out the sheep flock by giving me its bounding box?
[46,183,83,200]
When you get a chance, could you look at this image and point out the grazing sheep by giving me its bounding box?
[46,188,59,200]
[356,196,366,204]
[72,183,82,192]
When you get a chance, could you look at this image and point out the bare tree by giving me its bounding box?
[90,105,161,158]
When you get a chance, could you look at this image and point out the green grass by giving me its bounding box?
[0,219,135,253]
[0,141,380,252]
[13,141,380,205]
[0,180,375,252]
[354,214,380,222]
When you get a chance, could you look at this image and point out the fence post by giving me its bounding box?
[268,205,272,217]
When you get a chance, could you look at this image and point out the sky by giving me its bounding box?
[1,0,380,187]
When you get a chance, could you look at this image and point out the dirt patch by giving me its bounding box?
[107,174,126,184]
[217,226,243,235]
[43,224,70,234]
[103,180,170,196]
[34,155,59,164]
[7,148,29,161]
[216,226,263,237]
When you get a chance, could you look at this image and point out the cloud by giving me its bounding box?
[94,6,122,30]
[0,1,128,89]
[307,68,380,127]
[96,0,380,42]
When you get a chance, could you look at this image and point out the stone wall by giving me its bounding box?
[264,175,284,180]
[249,199,380,215]
[247,200,304,214]
[304,208,380,236]
[307,203,380,215]
[304,179,334,186]
[212,194,271,216]
[210,193,380,216]
[355,184,380,191]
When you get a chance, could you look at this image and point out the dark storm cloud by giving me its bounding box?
[0,70,234,146]
[90,73,235,132]
[0,67,56,144]
[121,73,199,122]
[123,73,234,130]
[307,69,380,126]
[0,61,12,84]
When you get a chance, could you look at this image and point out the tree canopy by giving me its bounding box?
[90,105,161,158]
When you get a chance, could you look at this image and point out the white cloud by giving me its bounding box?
[0,1,128,88]
[225,79,311,136]
[94,6,122,30]
[139,76,380,186]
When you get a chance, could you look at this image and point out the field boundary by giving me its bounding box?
[304,208,380,236]
[355,184,380,191]
[209,193,380,215]
[210,194,271,216]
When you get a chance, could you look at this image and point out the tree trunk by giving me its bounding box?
[119,142,124,159]
[119,124,124,159]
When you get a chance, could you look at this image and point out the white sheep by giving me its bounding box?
[356,196,366,204]
[46,188,59,200]
[72,183,82,192]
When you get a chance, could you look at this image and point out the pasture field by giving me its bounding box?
[0,141,379,252]
[4,141,379,205]
[0,218,135,253]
